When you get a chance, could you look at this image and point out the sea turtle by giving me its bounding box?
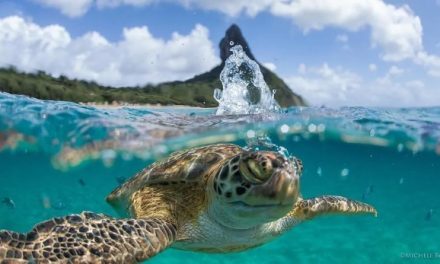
[0,144,377,263]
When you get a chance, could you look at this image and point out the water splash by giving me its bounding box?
[214,45,281,115]
[245,135,291,159]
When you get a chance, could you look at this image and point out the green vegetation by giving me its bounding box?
[0,65,306,107]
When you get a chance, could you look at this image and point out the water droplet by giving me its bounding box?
[229,41,234,46]
[122,153,133,161]
[292,123,302,132]
[369,129,376,137]
[280,124,289,134]
[397,143,404,152]
[341,168,349,178]
[213,88,223,101]
[317,124,326,133]
[246,130,256,138]
[425,209,434,221]
[42,195,51,209]
[317,167,322,176]
[308,124,317,133]
[399,177,404,184]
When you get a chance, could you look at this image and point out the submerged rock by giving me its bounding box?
[1,197,15,208]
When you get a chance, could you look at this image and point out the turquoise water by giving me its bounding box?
[0,92,439,263]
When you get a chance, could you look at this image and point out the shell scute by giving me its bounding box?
[106,144,242,212]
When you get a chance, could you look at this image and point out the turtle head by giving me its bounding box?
[209,150,302,229]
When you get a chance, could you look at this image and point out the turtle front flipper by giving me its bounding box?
[0,211,176,263]
[291,195,377,220]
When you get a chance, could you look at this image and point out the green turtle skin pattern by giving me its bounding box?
[292,195,378,219]
[0,212,176,263]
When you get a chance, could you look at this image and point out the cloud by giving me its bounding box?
[270,0,423,62]
[95,0,154,9]
[297,63,307,74]
[285,63,439,107]
[369,63,377,72]
[335,33,349,49]
[34,0,93,17]
[94,0,275,16]
[262,62,277,71]
[336,34,348,43]
[34,1,440,75]
[286,63,361,106]
[387,65,404,76]
[0,16,219,87]
[415,51,440,77]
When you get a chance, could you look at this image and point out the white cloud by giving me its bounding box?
[335,33,349,49]
[369,63,377,72]
[94,0,275,16]
[336,34,348,43]
[96,0,154,9]
[297,63,307,74]
[270,0,423,62]
[387,65,404,76]
[285,63,439,107]
[176,0,276,17]
[34,0,440,76]
[0,16,219,87]
[262,62,277,71]
[415,51,440,77]
[286,63,361,106]
[34,0,93,17]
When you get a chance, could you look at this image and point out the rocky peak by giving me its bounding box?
[219,24,256,62]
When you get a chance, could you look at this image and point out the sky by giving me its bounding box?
[1,0,440,107]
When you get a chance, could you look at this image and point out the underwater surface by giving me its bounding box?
[0,90,439,263]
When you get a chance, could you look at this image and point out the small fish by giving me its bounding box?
[78,178,86,186]
[362,184,374,200]
[316,167,322,176]
[425,209,434,221]
[53,201,67,210]
[116,176,127,185]
[1,197,15,208]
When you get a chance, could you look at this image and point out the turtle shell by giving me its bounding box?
[106,144,242,214]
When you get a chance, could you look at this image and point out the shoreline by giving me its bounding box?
[80,102,216,109]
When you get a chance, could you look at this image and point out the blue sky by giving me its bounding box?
[1,0,440,106]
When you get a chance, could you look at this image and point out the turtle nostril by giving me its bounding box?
[239,158,272,184]
[249,159,272,182]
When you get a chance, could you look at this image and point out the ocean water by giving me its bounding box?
[0,91,439,263]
